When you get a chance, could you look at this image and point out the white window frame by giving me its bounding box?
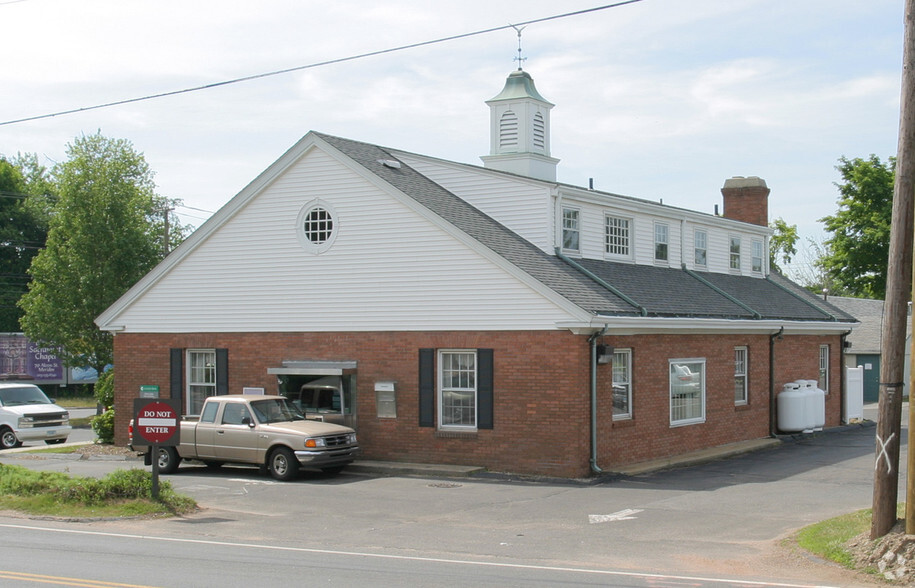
[694,230,707,268]
[438,349,477,430]
[819,345,829,393]
[734,346,748,405]
[296,198,338,255]
[187,349,216,414]
[729,235,741,270]
[654,222,669,263]
[562,207,580,252]
[670,358,706,427]
[752,240,764,273]
[612,349,632,420]
[605,215,632,259]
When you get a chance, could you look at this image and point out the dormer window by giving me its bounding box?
[654,222,669,262]
[752,240,764,273]
[562,207,580,252]
[694,230,708,267]
[605,215,631,258]
[729,236,741,270]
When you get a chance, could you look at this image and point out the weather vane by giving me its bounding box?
[511,24,527,70]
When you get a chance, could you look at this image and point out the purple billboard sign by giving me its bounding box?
[0,334,64,382]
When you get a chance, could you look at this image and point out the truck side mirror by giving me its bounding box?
[242,416,253,427]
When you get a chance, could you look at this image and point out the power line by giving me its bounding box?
[0,1,645,127]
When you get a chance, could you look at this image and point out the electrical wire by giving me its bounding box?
[0,0,644,127]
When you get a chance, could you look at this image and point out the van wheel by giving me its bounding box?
[156,447,181,474]
[0,427,21,450]
[268,447,299,481]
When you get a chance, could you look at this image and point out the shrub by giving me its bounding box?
[94,368,114,409]
[91,409,115,444]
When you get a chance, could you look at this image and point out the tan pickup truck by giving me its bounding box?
[129,395,360,481]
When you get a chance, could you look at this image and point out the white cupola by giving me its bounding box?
[481,68,560,181]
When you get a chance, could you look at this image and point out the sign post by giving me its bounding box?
[132,398,181,499]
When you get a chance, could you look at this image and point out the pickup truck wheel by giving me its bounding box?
[268,447,299,481]
[156,446,181,474]
[0,427,21,449]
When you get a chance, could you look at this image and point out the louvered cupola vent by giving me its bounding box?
[533,112,545,151]
[499,111,519,148]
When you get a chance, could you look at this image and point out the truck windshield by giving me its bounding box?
[250,398,305,424]
[0,386,52,407]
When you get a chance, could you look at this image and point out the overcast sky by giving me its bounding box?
[1,0,903,275]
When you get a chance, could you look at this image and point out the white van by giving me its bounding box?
[0,383,71,449]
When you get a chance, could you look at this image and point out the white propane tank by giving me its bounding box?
[795,379,816,433]
[808,379,825,430]
[777,382,807,433]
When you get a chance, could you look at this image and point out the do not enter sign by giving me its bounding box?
[133,398,181,446]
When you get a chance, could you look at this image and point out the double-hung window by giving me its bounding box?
[752,240,764,273]
[606,215,631,258]
[562,207,580,252]
[818,345,829,393]
[612,349,632,420]
[734,347,748,405]
[439,350,477,429]
[670,359,705,426]
[694,230,707,267]
[654,223,669,262]
[187,349,216,414]
[729,236,741,270]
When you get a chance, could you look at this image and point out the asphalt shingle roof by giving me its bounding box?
[316,132,855,324]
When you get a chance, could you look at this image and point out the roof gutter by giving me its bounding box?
[555,248,648,316]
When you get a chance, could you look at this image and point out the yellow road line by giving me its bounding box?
[0,571,157,588]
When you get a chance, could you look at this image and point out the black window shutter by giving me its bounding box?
[477,349,494,429]
[419,348,434,427]
[169,348,183,400]
[216,348,229,395]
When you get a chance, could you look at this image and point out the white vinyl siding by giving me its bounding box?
[397,153,554,253]
[111,148,579,332]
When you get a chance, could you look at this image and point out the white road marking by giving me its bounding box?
[589,508,643,523]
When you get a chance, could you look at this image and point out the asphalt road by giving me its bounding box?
[0,414,903,587]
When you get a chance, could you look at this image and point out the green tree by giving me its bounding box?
[0,154,54,331]
[768,217,798,273]
[19,133,181,373]
[818,155,895,299]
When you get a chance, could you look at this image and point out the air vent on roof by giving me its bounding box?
[378,159,401,169]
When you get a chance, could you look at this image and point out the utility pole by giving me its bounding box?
[873,0,915,540]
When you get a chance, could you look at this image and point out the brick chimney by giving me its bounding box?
[721,176,769,227]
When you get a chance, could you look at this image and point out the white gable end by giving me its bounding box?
[105,145,581,333]
[395,152,554,254]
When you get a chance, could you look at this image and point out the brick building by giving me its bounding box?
[97,68,856,477]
